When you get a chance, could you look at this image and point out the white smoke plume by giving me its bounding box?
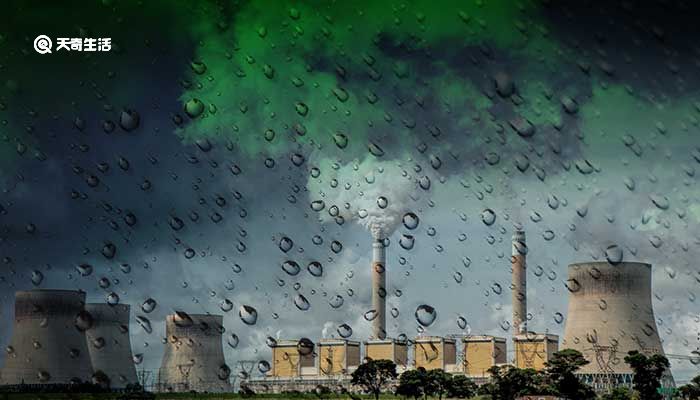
[321,321,333,338]
[308,157,421,239]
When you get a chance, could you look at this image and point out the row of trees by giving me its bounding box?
[351,349,680,400]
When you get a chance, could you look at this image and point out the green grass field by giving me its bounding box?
[0,394,491,400]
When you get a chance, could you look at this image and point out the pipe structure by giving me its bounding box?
[157,313,231,393]
[562,262,667,375]
[511,230,527,335]
[0,290,93,385]
[85,303,138,389]
[371,238,387,340]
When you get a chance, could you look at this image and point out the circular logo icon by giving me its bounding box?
[34,35,52,54]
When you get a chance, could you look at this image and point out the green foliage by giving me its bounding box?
[396,367,427,399]
[677,375,700,400]
[487,365,550,400]
[544,349,595,400]
[424,369,452,400]
[624,351,670,400]
[447,375,478,399]
[351,359,398,400]
[395,368,475,400]
[601,387,633,400]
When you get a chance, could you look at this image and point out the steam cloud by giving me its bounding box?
[308,157,421,239]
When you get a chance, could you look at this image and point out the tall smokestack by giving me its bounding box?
[511,230,527,335]
[371,236,387,339]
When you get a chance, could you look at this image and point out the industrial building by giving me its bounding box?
[270,340,316,378]
[157,313,231,393]
[463,336,507,379]
[318,339,361,376]
[364,338,408,370]
[413,336,457,372]
[561,262,674,391]
[84,303,138,389]
[0,290,94,385]
[513,333,559,371]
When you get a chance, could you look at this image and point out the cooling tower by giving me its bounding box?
[158,313,231,393]
[371,237,387,339]
[0,290,93,385]
[562,262,667,377]
[511,230,527,335]
[85,303,138,389]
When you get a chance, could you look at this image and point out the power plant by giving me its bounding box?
[0,290,94,385]
[157,313,231,393]
[561,262,674,391]
[84,303,138,389]
[0,231,680,396]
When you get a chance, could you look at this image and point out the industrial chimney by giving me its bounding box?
[85,303,138,389]
[371,236,387,339]
[157,313,231,393]
[511,230,527,335]
[562,262,671,384]
[0,290,93,385]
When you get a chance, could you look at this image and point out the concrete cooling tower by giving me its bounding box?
[158,313,231,393]
[562,262,672,389]
[0,290,93,385]
[85,303,138,389]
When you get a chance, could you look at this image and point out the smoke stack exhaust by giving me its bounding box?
[511,230,527,335]
[371,237,387,339]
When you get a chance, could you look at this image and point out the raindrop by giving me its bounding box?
[257,361,271,374]
[307,261,323,277]
[337,323,353,338]
[605,244,623,265]
[364,310,378,321]
[481,209,496,226]
[30,270,43,286]
[282,260,301,276]
[220,299,234,312]
[106,292,120,306]
[297,338,314,356]
[136,316,152,334]
[279,236,294,253]
[329,295,344,309]
[294,294,310,311]
[239,305,258,325]
[415,304,437,327]
[377,197,388,209]
[141,299,157,313]
[402,212,420,230]
[227,334,239,349]
[399,235,415,250]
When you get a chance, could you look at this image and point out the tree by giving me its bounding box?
[677,375,700,400]
[601,386,633,400]
[447,375,477,399]
[624,350,670,400]
[425,369,452,400]
[488,365,548,400]
[544,349,596,399]
[396,368,427,400]
[351,359,398,400]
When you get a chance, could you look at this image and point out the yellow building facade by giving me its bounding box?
[413,336,456,370]
[318,339,361,376]
[364,339,409,368]
[463,336,507,378]
[514,333,559,371]
[271,340,316,378]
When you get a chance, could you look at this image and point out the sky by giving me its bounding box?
[0,0,699,386]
